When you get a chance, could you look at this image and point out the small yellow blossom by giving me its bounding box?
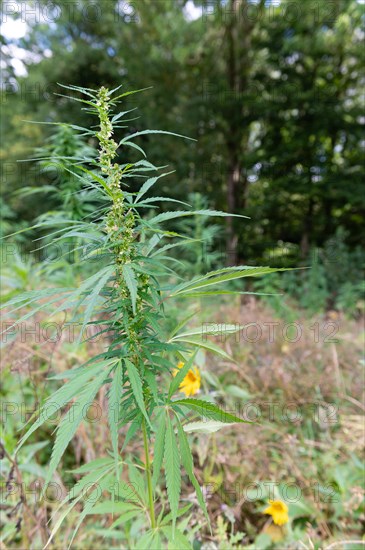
[263,500,289,526]
[174,361,201,397]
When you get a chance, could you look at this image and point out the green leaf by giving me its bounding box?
[170,267,288,297]
[109,508,142,528]
[124,359,151,427]
[119,129,195,146]
[169,324,243,341]
[122,140,146,157]
[78,166,113,197]
[152,413,166,489]
[162,527,192,550]
[135,530,155,550]
[182,421,235,433]
[122,264,138,315]
[17,360,117,451]
[175,420,209,524]
[147,209,247,227]
[79,265,114,341]
[68,473,115,548]
[164,418,181,534]
[108,361,124,473]
[171,398,250,424]
[87,501,139,515]
[128,461,147,505]
[112,87,153,102]
[43,365,113,491]
[70,457,114,474]
[135,171,174,203]
[172,337,233,361]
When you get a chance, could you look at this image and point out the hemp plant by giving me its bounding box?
[3,85,283,548]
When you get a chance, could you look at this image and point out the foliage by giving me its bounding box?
[1,0,364,267]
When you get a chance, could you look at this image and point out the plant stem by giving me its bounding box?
[142,418,156,529]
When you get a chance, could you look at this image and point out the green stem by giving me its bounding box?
[142,418,156,529]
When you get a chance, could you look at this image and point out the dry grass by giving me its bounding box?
[1,297,364,548]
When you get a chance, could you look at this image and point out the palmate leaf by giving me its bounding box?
[145,209,248,227]
[112,86,152,103]
[134,176,159,202]
[86,501,140,515]
[124,358,151,427]
[47,265,114,323]
[78,265,114,341]
[109,508,143,529]
[44,461,117,549]
[119,129,195,148]
[175,419,209,525]
[68,472,115,549]
[182,421,235,433]
[134,171,173,203]
[171,398,251,424]
[162,526,192,550]
[164,418,181,535]
[169,266,289,297]
[169,324,243,341]
[16,360,118,451]
[152,413,166,489]
[43,364,114,491]
[172,336,233,361]
[122,140,147,157]
[108,361,124,474]
[136,197,191,208]
[121,265,138,314]
[149,237,200,258]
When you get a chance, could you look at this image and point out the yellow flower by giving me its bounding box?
[174,361,201,397]
[281,343,289,354]
[263,500,289,526]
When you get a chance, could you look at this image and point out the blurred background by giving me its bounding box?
[1,1,364,548]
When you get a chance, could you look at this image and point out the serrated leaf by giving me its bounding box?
[87,501,139,515]
[135,530,155,550]
[17,360,117,451]
[173,337,233,361]
[169,324,243,341]
[68,473,114,548]
[124,359,151,427]
[152,413,166,489]
[147,209,247,227]
[44,460,115,548]
[176,420,209,524]
[43,365,113,491]
[134,171,173,203]
[170,267,288,297]
[79,265,114,341]
[162,527,192,550]
[122,140,146,157]
[122,264,138,315]
[182,421,235,433]
[164,419,181,534]
[119,129,195,146]
[172,398,251,424]
[108,361,124,473]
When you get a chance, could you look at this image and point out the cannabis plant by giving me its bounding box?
[3,85,283,548]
